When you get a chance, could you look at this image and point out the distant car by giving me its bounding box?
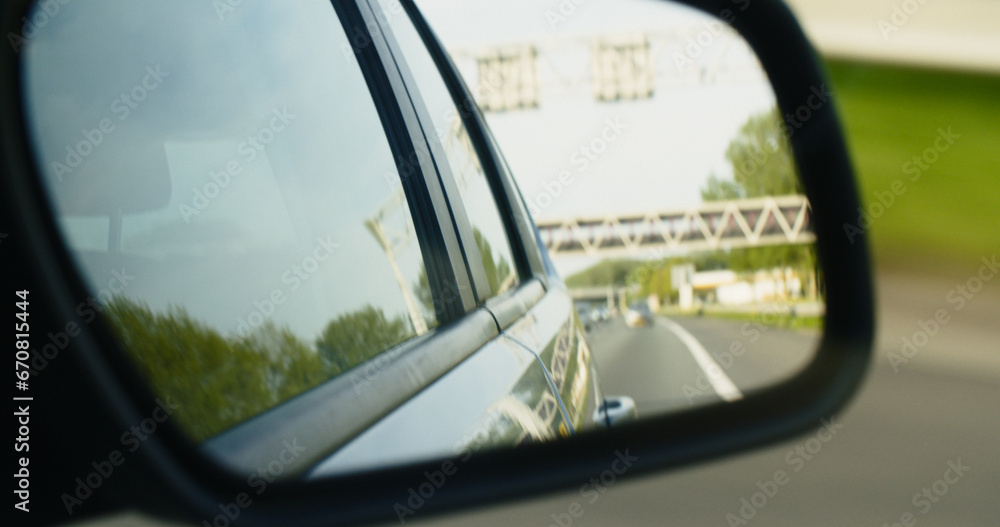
[588,305,610,324]
[625,303,655,328]
[593,396,638,426]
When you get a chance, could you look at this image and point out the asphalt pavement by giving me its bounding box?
[585,313,818,417]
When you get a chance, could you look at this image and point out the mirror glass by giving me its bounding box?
[417,0,823,415]
[20,0,821,478]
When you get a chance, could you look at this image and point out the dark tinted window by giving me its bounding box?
[23,0,435,440]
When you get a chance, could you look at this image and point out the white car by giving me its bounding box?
[625,304,655,328]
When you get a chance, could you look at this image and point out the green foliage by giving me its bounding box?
[637,265,672,301]
[104,297,330,441]
[473,228,513,295]
[691,310,824,331]
[251,326,330,405]
[414,266,435,316]
[699,108,810,278]
[564,259,646,288]
[825,61,1000,274]
[726,244,819,301]
[709,107,800,200]
[727,244,816,276]
[700,106,798,201]
[315,305,412,373]
[701,172,743,201]
[105,296,412,442]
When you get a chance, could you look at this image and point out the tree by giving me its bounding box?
[103,297,331,441]
[473,228,513,295]
[414,266,435,317]
[701,107,816,299]
[315,305,412,373]
[637,266,673,303]
[726,244,817,300]
[701,171,743,201]
[236,322,329,406]
[720,107,799,200]
[702,107,798,202]
[565,259,645,288]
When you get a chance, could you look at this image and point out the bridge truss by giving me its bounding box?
[535,195,814,258]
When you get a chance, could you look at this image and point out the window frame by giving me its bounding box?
[340,1,477,324]
[371,0,550,319]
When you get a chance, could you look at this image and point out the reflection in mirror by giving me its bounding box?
[19,0,823,479]
[419,0,823,416]
[22,1,438,445]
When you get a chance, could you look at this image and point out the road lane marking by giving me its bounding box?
[660,318,744,402]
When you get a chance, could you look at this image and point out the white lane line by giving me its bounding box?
[660,317,744,402]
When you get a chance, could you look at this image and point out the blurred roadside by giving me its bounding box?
[785,0,1000,73]
[784,0,999,377]
[784,0,1000,278]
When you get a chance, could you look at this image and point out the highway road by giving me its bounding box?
[585,313,818,417]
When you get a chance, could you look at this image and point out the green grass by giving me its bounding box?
[824,61,1000,275]
[693,311,824,331]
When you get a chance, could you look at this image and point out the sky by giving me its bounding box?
[416,0,781,273]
